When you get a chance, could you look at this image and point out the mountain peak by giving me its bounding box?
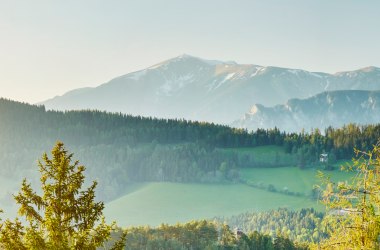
[235,90,380,133]
[148,54,238,70]
[359,66,380,72]
[41,55,380,126]
[174,54,237,66]
[176,53,195,59]
[334,66,380,76]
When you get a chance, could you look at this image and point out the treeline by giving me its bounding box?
[1,98,379,157]
[113,220,308,250]
[283,125,380,166]
[243,124,380,164]
[0,98,275,149]
[1,98,378,156]
[216,208,326,244]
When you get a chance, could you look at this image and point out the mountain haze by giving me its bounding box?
[234,90,380,132]
[41,55,380,124]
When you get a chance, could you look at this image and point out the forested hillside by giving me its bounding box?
[113,220,308,250]
[216,208,326,244]
[1,98,380,202]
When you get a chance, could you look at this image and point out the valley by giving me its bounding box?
[104,181,321,227]
[0,95,378,248]
[104,152,352,227]
[1,2,380,248]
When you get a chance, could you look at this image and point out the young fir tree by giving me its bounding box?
[313,141,380,249]
[0,142,125,250]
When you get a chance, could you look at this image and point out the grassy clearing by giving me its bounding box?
[240,164,354,195]
[104,147,355,227]
[104,182,321,227]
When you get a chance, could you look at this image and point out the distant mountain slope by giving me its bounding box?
[41,55,380,124]
[233,90,380,132]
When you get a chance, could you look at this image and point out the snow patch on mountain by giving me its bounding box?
[221,73,235,83]
[207,73,236,91]
[250,67,266,77]
[127,69,148,80]
[309,72,324,78]
[324,80,330,90]
[287,69,302,76]
[157,73,195,96]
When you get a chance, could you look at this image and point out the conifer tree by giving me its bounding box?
[0,142,125,250]
[314,141,380,249]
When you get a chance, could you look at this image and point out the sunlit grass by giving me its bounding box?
[104,147,354,227]
[104,182,321,227]
[240,165,354,195]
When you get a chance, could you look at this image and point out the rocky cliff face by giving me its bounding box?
[233,90,380,132]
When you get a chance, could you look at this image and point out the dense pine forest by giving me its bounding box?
[1,98,380,202]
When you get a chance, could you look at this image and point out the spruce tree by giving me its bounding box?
[0,142,125,249]
[314,141,380,249]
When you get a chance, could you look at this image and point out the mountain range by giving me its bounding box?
[41,54,380,129]
[233,90,380,132]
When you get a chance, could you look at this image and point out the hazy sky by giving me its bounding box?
[1,0,379,103]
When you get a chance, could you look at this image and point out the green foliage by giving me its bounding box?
[123,220,218,250]
[221,146,298,168]
[121,220,306,250]
[315,142,380,249]
[0,142,125,250]
[216,208,325,244]
[219,224,237,247]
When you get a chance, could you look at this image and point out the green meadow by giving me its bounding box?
[104,182,322,227]
[240,165,354,195]
[104,146,355,227]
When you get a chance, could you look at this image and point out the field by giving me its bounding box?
[104,146,355,227]
[240,165,354,195]
[104,182,322,227]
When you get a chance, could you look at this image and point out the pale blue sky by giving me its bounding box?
[0,0,379,103]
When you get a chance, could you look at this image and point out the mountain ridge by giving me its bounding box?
[233,90,380,132]
[40,55,380,124]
